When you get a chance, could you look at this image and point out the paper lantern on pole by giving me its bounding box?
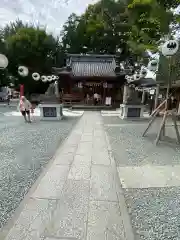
[32,72,40,81]
[47,76,52,82]
[161,40,179,57]
[18,66,29,77]
[0,54,8,69]
[134,72,141,81]
[52,75,56,80]
[147,59,159,72]
[41,75,47,82]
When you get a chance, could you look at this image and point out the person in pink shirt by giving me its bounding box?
[18,96,32,122]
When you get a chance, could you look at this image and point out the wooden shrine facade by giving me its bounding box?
[52,54,126,106]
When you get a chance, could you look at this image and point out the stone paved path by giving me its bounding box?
[2,112,131,240]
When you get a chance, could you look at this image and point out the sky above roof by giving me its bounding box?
[0,0,97,36]
[0,1,179,38]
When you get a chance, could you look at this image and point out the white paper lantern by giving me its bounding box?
[161,40,179,57]
[0,54,8,69]
[47,76,52,82]
[125,75,132,81]
[147,59,158,72]
[134,73,141,81]
[41,75,47,82]
[149,89,155,95]
[32,72,40,81]
[55,76,59,80]
[18,66,29,77]
[51,75,56,80]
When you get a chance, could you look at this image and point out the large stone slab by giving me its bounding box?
[76,142,93,156]
[80,134,93,142]
[93,136,107,149]
[93,130,105,138]
[87,201,126,240]
[90,165,117,201]
[118,165,180,188]
[45,180,89,239]
[32,165,69,199]
[5,198,56,240]
[65,135,81,146]
[68,155,91,180]
[92,150,110,165]
[60,144,77,155]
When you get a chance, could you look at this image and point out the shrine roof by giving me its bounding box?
[67,54,117,77]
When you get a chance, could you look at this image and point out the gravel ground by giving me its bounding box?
[124,187,180,240]
[103,116,180,167]
[103,116,180,240]
[0,110,78,229]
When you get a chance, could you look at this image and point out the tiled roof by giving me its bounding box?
[69,55,117,77]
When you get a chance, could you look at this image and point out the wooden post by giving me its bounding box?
[154,84,160,109]
[155,110,168,145]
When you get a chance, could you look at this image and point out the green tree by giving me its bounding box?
[0,19,29,40]
[127,0,179,54]
[3,23,63,94]
[61,0,130,55]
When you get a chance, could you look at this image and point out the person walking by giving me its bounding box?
[93,92,98,105]
[18,96,32,122]
[7,88,11,105]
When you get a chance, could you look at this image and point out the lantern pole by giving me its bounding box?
[143,40,180,145]
[20,84,24,97]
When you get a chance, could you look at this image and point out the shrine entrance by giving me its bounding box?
[52,54,126,107]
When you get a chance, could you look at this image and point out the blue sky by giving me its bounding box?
[0,0,97,36]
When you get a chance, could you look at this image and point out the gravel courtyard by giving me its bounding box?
[0,111,78,229]
[103,116,180,240]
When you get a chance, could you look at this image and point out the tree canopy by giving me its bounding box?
[61,0,130,56]
[127,0,179,53]
[0,20,64,93]
[61,0,179,57]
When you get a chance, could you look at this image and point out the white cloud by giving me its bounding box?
[0,0,97,36]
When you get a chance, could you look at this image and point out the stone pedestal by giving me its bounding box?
[39,103,63,121]
[120,104,144,119]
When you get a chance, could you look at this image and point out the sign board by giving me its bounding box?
[43,107,57,117]
[127,108,141,118]
[149,89,155,95]
[105,97,111,105]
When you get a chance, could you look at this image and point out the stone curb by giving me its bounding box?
[104,130,135,240]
